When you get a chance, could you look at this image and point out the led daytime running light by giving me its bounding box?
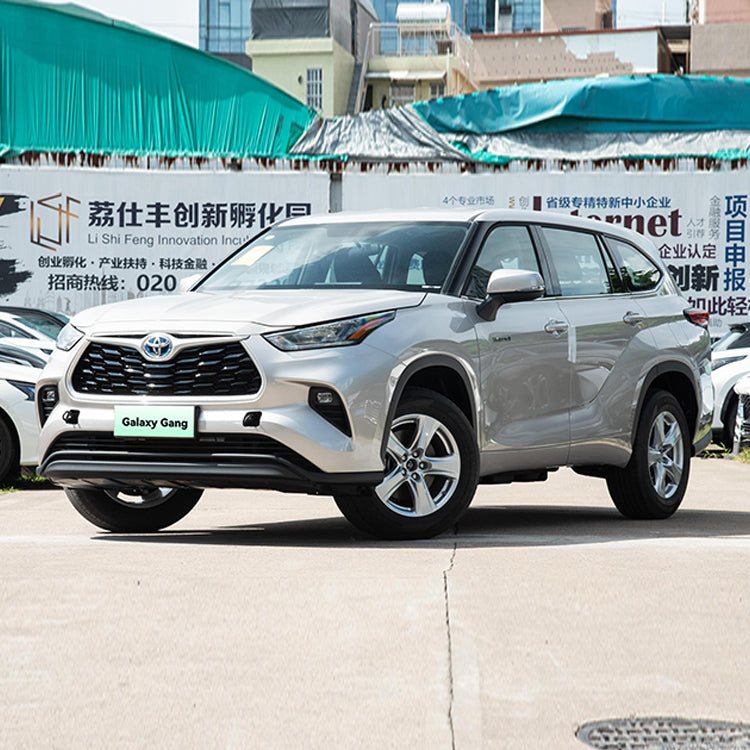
[265,311,396,351]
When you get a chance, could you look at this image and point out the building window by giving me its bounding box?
[306,68,323,111]
[390,82,415,107]
[199,0,250,53]
[429,82,445,100]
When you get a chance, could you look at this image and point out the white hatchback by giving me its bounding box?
[0,361,41,485]
[711,321,750,446]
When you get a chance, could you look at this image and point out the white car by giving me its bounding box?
[0,306,68,339]
[711,321,750,446]
[0,361,41,485]
[0,311,55,359]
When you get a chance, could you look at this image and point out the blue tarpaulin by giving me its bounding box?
[0,0,316,159]
[413,75,750,135]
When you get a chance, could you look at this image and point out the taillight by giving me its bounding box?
[684,307,709,328]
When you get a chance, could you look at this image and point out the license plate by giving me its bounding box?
[114,405,196,438]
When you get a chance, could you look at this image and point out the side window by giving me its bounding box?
[0,321,31,338]
[541,227,612,297]
[600,242,626,293]
[609,238,662,292]
[465,225,541,299]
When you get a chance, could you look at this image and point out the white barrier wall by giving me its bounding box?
[0,167,329,315]
[343,170,750,335]
[2,164,749,337]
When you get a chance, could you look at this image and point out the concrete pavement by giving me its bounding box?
[1,457,749,749]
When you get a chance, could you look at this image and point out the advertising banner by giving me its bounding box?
[0,167,329,315]
[343,170,750,335]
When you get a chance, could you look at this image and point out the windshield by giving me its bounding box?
[196,221,471,292]
[713,326,750,352]
[10,312,64,339]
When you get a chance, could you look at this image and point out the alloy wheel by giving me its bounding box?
[375,413,461,517]
[647,410,684,499]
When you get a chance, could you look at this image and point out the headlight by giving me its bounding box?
[56,323,84,351]
[7,380,35,401]
[712,355,746,371]
[263,311,396,351]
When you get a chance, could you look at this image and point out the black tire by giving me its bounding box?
[607,389,691,519]
[65,487,203,532]
[334,387,479,539]
[721,395,739,450]
[0,415,20,487]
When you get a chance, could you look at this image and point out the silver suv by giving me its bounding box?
[37,210,713,539]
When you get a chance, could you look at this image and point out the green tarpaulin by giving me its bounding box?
[0,0,316,159]
[413,75,750,135]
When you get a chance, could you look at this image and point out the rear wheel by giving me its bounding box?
[0,416,20,487]
[65,486,203,532]
[334,388,479,539]
[607,389,690,519]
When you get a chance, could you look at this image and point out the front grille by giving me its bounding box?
[45,432,319,473]
[72,341,261,396]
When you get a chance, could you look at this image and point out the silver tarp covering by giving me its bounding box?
[290,107,469,161]
[291,104,750,163]
[453,129,750,162]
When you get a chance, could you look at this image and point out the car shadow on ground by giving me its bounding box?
[97,505,750,550]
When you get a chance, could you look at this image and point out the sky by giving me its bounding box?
[48,0,200,47]
[46,0,689,50]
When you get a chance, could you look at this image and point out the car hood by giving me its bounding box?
[0,361,43,382]
[0,337,53,353]
[73,289,427,334]
[711,349,750,361]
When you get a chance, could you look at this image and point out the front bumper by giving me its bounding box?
[37,333,399,490]
[38,430,382,494]
[40,447,382,495]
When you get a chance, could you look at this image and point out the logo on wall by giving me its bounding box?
[29,192,81,252]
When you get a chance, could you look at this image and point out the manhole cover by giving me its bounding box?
[577,718,750,749]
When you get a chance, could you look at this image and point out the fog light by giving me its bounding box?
[38,385,59,426]
[41,386,58,404]
[315,390,335,405]
[308,387,351,436]
[243,411,261,427]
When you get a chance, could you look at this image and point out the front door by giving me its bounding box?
[466,223,571,474]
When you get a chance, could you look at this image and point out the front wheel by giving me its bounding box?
[721,395,739,450]
[607,389,691,519]
[334,388,479,539]
[65,486,203,532]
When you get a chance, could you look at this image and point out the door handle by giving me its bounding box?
[544,319,569,336]
[623,311,645,326]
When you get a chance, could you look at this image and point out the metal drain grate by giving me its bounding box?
[577,718,750,749]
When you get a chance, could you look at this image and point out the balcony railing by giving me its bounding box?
[368,22,473,68]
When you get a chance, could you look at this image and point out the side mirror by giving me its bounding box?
[178,274,202,293]
[477,268,545,321]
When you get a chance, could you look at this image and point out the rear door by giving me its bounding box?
[536,225,651,465]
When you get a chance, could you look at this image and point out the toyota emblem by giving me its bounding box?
[142,333,173,360]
